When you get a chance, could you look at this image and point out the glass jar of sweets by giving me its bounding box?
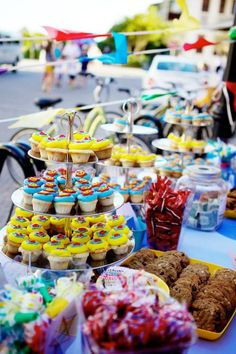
[176,165,228,231]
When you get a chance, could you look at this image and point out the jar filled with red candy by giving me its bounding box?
[145,177,190,251]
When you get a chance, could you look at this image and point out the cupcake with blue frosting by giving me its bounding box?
[23,183,42,205]
[57,175,67,190]
[54,192,75,215]
[73,169,91,182]
[24,177,43,187]
[129,186,144,203]
[74,178,90,190]
[193,112,212,126]
[116,186,129,203]
[97,186,114,206]
[78,190,98,212]
[32,190,54,213]
[181,113,193,125]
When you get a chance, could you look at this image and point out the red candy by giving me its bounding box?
[146,177,190,251]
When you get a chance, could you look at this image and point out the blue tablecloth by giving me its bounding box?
[67,218,236,354]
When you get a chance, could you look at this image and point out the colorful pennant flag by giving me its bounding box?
[43,26,111,41]
[183,36,217,51]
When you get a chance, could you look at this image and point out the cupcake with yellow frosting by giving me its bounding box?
[67,243,89,264]
[93,229,112,240]
[43,240,64,257]
[50,217,65,233]
[113,224,133,238]
[46,134,68,162]
[69,139,93,163]
[71,233,91,244]
[29,131,48,153]
[15,208,33,220]
[73,130,90,140]
[107,232,130,255]
[6,224,28,236]
[7,232,28,254]
[27,223,45,234]
[88,214,106,225]
[51,234,70,246]
[191,140,206,154]
[10,216,29,229]
[71,216,90,230]
[178,141,192,152]
[106,214,126,227]
[72,227,92,237]
[39,136,54,159]
[137,154,156,167]
[48,249,72,270]
[120,154,136,167]
[19,239,42,263]
[87,238,109,261]
[29,230,50,244]
[31,215,50,230]
[91,222,111,234]
[91,138,113,160]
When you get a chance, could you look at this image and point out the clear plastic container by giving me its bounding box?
[177,165,228,231]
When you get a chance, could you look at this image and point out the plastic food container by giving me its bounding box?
[177,165,228,231]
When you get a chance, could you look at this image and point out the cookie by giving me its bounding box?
[170,282,193,307]
[196,284,233,313]
[212,269,236,289]
[164,251,189,268]
[180,264,210,284]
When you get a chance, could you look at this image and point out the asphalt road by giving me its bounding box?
[0,62,143,227]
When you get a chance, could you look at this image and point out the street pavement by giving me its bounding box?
[0,60,144,227]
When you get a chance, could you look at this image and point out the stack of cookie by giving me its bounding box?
[191,269,236,332]
[170,264,210,307]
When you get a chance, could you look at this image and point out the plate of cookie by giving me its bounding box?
[121,248,236,340]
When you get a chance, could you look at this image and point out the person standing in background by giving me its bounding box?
[62,41,81,88]
[41,41,55,92]
[54,42,64,88]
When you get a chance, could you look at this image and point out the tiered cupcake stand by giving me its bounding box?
[0,111,135,272]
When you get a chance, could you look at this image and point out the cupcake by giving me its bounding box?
[77,186,92,194]
[73,130,90,140]
[42,182,58,192]
[51,234,70,245]
[113,224,133,238]
[107,232,130,255]
[39,136,54,159]
[191,140,206,154]
[27,223,45,234]
[15,208,33,220]
[72,227,92,237]
[19,240,42,263]
[29,230,50,244]
[67,243,89,264]
[57,175,67,190]
[71,216,90,230]
[91,181,105,191]
[29,131,48,153]
[165,110,182,124]
[193,112,212,126]
[78,190,98,213]
[114,117,129,130]
[46,135,68,162]
[48,249,72,270]
[44,169,60,178]
[74,178,90,190]
[93,229,112,240]
[73,169,91,182]
[87,238,109,261]
[69,139,93,163]
[32,190,54,213]
[50,216,66,233]
[91,222,111,234]
[24,177,43,186]
[120,154,136,167]
[106,214,126,227]
[181,113,193,125]
[71,233,91,244]
[88,214,106,225]
[22,183,42,205]
[42,176,57,184]
[91,139,113,160]
[116,186,129,203]
[7,232,28,254]
[137,154,156,167]
[178,141,192,152]
[97,186,114,206]
[10,216,29,229]
[43,240,64,257]
[129,186,144,203]
[54,193,75,215]
[6,223,28,235]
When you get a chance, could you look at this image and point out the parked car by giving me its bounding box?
[143,55,207,91]
[0,31,21,71]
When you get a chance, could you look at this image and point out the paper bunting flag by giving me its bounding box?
[172,0,200,30]
[229,26,236,40]
[43,26,111,41]
[142,91,177,101]
[8,109,65,129]
[80,32,128,65]
[183,37,217,51]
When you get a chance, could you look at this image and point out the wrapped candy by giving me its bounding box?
[146,177,190,251]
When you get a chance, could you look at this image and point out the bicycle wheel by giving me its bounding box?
[105,111,122,124]
[10,128,40,143]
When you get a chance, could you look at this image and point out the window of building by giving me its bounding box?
[232,0,236,13]
[219,0,226,13]
[202,0,210,12]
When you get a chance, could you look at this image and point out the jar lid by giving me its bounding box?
[184,165,221,179]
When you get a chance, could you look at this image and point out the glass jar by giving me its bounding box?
[176,165,228,231]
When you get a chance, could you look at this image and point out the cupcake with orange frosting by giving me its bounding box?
[87,238,109,261]
[19,239,42,263]
[107,232,130,255]
[91,138,113,160]
[7,231,28,254]
[46,134,68,162]
[67,243,89,264]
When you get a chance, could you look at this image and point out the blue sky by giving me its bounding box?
[1,0,158,34]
